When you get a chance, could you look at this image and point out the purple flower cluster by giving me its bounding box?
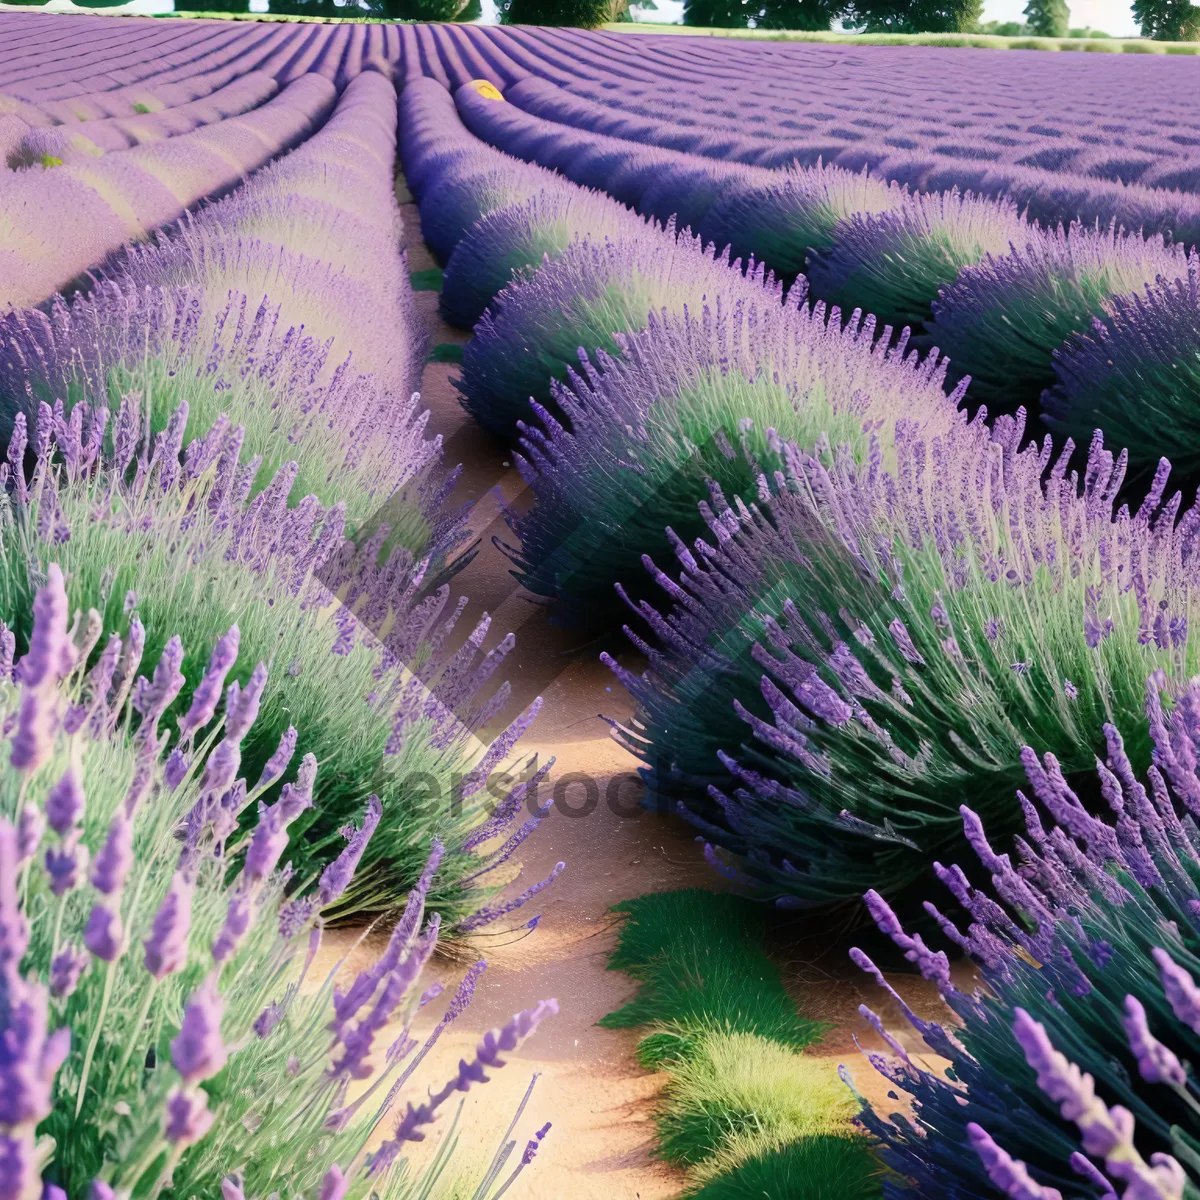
[852,674,1200,1197]
[0,568,558,1196]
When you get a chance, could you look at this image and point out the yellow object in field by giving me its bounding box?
[466,79,504,102]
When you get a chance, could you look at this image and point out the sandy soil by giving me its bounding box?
[379,178,964,1198]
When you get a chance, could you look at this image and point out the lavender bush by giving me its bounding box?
[806,188,1035,334]
[606,411,1200,907]
[0,565,557,1198]
[0,399,547,921]
[0,73,338,310]
[697,162,904,283]
[929,221,1194,413]
[0,281,440,556]
[1045,256,1200,494]
[851,672,1200,1199]
[457,223,787,442]
[118,68,428,410]
[440,186,645,331]
[508,297,962,628]
[418,158,569,267]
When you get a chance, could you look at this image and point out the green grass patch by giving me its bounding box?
[429,342,465,364]
[599,890,824,1056]
[601,890,880,1197]
[686,1132,885,1199]
[410,266,444,292]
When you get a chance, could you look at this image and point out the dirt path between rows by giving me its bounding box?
[386,176,962,1199]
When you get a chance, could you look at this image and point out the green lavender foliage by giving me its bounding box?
[509,298,962,629]
[0,401,536,921]
[2,570,554,1199]
[608,410,1195,907]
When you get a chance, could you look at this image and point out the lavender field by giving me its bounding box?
[3,9,1200,1200]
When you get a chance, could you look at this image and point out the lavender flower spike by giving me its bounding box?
[318,795,382,907]
[18,563,69,689]
[320,1166,348,1200]
[171,976,227,1086]
[164,1086,213,1147]
[90,815,133,896]
[371,999,559,1170]
[83,904,123,963]
[1153,948,1200,1035]
[45,766,85,836]
[178,626,240,741]
[49,946,89,999]
[1123,996,1187,1086]
[254,725,298,793]
[864,888,951,987]
[0,822,29,975]
[966,1123,1064,1200]
[131,636,186,728]
[1012,1008,1117,1157]
[144,872,194,979]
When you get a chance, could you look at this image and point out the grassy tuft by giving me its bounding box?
[429,341,466,363]
[685,1133,885,1199]
[657,1032,858,1173]
[411,266,445,291]
[599,890,824,1051]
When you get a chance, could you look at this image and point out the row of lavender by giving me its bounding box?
[0,60,560,1200]
[10,16,1200,244]
[452,75,1200,487]
[403,70,1200,1199]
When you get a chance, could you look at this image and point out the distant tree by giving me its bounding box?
[371,0,474,15]
[845,0,983,33]
[683,0,836,27]
[498,0,625,23]
[1024,0,1069,34]
[1132,0,1200,38]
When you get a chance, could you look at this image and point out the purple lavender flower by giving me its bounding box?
[0,822,29,974]
[45,841,88,897]
[178,626,240,741]
[319,1166,348,1200]
[254,725,298,793]
[278,753,317,822]
[966,1124,1064,1200]
[171,977,227,1085]
[863,889,950,987]
[10,685,58,775]
[164,1086,213,1146]
[224,663,268,744]
[211,894,252,965]
[45,766,85,836]
[90,815,133,896]
[0,974,70,1126]
[1153,948,1200,1035]
[89,1183,115,1200]
[1123,996,1187,1087]
[17,564,70,689]
[49,946,89,999]
[254,1003,283,1040]
[220,1177,246,1200]
[15,804,43,863]
[372,999,559,1169]
[143,872,194,979]
[0,1133,37,1200]
[318,795,382,907]
[164,748,190,792]
[131,636,186,728]
[522,1122,552,1167]
[83,904,123,963]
